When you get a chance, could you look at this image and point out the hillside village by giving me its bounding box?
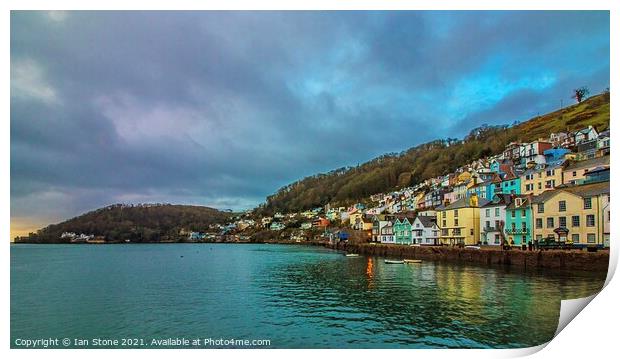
[230,124,610,250]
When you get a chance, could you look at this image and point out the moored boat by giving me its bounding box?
[345,253,360,257]
[404,259,422,264]
[384,260,404,264]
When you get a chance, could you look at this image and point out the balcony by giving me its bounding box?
[483,226,497,232]
[504,228,530,235]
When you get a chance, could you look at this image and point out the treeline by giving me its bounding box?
[19,204,233,243]
[258,92,610,214]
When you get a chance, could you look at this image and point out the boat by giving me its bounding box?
[345,253,360,257]
[384,260,404,264]
[404,259,422,264]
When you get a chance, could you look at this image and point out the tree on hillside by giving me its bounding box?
[572,86,590,103]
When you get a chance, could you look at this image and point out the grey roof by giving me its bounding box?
[444,196,490,210]
[564,155,610,171]
[481,194,513,207]
[416,215,437,228]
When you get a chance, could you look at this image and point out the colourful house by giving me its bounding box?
[438,194,488,246]
[504,195,532,246]
[393,217,413,245]
[530,182,609,247]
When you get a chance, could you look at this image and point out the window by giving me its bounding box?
[538,183,542,189]
[536,218,543,229]
[587,234,596,243]
[521,209,526,217]
[572,234,580,243]
[470,229,474,236]
[495,208,500,217]
[572,171,577,176]
[454,209,459,217]
[538,203,544,213]
[586,215,595,227]
[559,201,566,212]
[547,217,554,228]
[584,197,592,209]
[442,219,446,227]
[559,217,567,227]
[511,210,516,218]
[454,218,459,226]
[486,221,490,228]
[485,209,491,217]
[494,234,500,244]
[521,222,527,231]
[572,216,580,227]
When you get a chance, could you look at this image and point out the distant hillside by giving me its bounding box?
[18,204,233,243]
[259,92,610,214]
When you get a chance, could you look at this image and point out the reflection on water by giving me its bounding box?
[11,244,605,348]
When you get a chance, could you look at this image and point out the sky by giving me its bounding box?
[10,11,610,237]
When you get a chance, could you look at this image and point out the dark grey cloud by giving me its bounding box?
[10,11,610,228]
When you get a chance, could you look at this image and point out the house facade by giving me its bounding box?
[393,217,413,245]
[479,194,512,246]
[438,195,487,246]
[504,196,532,246]
[531,182,609,247]
[411,216,440,245]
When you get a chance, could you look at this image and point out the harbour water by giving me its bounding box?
[10,243,606,348]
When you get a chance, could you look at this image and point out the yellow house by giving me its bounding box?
[531,181,609,246]
[521,164,564,195]
[438,194,487,246]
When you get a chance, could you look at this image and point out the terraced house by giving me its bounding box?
[504,195,533,246]
[438,195,488,246]
[531,182,610,247]
[393,216,414,245]
[479,194,512,246]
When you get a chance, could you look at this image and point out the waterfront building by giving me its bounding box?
[372,216,390,242]
[379,222,395,244]
[531,182,610,247]
[504,195,533,246]
[479,194,512,246]
[438,194,488,246]
[411,216,440,245]
[393,217,414,245]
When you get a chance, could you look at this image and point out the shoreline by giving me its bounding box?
[332,242,609,273]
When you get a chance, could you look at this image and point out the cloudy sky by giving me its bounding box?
[10,11,609,236]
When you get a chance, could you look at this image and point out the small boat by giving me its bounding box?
[384,260,404,264]
[404,259,422,264]
[345,253,360,257]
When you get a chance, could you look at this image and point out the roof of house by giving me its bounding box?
[533,181,609,203]
[444,196,490,210]
[481,194,513,207]
[416,215,437,228]
[564,155,610,171]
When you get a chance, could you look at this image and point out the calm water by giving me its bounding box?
[11,243,605,348]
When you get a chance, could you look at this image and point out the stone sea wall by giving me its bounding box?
[333,242,609,273]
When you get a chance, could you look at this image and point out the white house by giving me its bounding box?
[379,221,395,244]
[411,216,439,245]
[575,125,599,144]
[479,194,512,245]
